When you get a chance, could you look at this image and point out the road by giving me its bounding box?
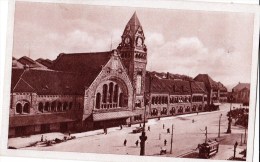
[26,103,247,160]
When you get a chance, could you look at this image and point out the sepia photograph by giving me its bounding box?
[0,0,259,162]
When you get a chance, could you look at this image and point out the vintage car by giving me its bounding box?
[132,127,143,133]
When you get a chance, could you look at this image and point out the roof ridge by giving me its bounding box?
[61,51,111,56]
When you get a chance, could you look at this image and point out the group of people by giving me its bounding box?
[123,139,140,147]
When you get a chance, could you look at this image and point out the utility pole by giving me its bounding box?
[205,126,208,143]
[140,74,152,156]
[170,124,174,154]
[227,96,233,133]
[244,126,247,144]
[240,134,243,146]
[218,113,222,138]
[139,102,147,156]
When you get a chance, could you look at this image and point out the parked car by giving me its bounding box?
[132,127,143,133]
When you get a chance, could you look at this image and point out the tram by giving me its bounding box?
[198,140,219,158]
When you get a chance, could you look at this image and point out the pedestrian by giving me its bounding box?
[167,128,170,134]
[192,119,195,123]
[120,125,122,130]
[105,128,107,134]
[163,124,165,129]
[135,140,139,147]
[68,131,71,136]
[41,135,43,142]
[164,139,167,146]
[124,139,127,146]
[159,133,161,140]
[148,126,150,131]
[197,112,199,115]
[140,123,142,127]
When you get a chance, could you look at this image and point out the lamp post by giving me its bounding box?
[218,113,222,138]
[234,141,238,158]
[139,109,147,155]
[227,96,233,133]
[140,74,152,156]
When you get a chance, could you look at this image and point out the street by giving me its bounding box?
[23,103,247,160]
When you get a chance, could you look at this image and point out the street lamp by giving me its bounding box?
[218,113,222,138]
[234,141,238,158]
[140,74,152,156]
[227,95,233,133]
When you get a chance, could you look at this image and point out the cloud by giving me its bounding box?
[147,36,251,86]
[146,32,165,47]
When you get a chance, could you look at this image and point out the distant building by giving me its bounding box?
[9,12,227,137]
[231,82,250,104]
[145,72,207,118]
[217,82,228,103]
[194,74,228,109]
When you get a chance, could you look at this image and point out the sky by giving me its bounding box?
[12,1,255,90]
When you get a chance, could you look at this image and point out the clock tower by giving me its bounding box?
[117,12,147,110]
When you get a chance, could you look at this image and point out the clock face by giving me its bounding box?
[124,37,130,44]
[137,37,143,46]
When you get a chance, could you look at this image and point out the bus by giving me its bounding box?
[198,140,219,158]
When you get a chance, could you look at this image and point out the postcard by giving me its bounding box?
[0,0,259,162]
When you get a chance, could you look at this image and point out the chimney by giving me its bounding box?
[166,72,170,79]
[23,64,29,71]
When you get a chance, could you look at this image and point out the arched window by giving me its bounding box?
[51,101,56,112]
[159,97,162,104]
[135,100,141,108]
[179,97,183,103]
[16,103,22,114]
[23,103,30,113]
[152,97,155,104]
[171,107,175,114]
[44,102,50,112]
[198,105,202,111]
[162,97,165,104]
[113,85,118,102]
[38,102,43,113]
[136,73,142,94]
[186,106,190,112]
[155,96,159,104]
[109,82,114,103]
[96,93,101,109]
[192,105,196,111]
[63,102,68,111]
[102,84,108,103]
[119,93,123,107]
[69,102,73,110]
[57,102,62,111]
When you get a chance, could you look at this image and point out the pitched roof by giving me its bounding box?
[232,83,250,92]
[11,51,114,95]
[145,73,192,95]
[12,59,24,69]
[190,81,207,93]
[17,56,47,69]
[217,82,227,92]
[51,51,111,76]
[36,58,53,68]
[11,68,24,90]
[194,74,219,91]
[11,69,87,95]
